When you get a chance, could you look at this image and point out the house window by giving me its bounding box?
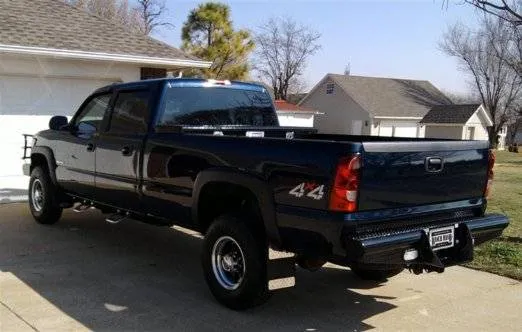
[140,67,167,80]
[465,126,475,140]
[326,83,334,94]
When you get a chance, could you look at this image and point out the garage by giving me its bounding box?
[0,74,119,186]
[0,75,116,115]
[0,0,211,191]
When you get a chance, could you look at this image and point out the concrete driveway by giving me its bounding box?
[0,203,520,331]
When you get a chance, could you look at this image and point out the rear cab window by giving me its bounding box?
[155,83,278,129]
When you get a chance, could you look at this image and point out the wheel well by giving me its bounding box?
[197,182,264,235]
[31,154,49,173]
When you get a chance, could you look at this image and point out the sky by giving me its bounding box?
[151,0,482,94]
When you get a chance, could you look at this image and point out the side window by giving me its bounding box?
[109,90,150,133]
[73,94,111,134]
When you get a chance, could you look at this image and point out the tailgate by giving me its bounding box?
[358,140,489,211]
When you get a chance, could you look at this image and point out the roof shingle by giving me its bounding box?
[0,0,197,61]
[421,104,482,124]
[274,100,315,113]
[325,74,452,118]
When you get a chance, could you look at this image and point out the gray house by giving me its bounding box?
[299,74,451,137]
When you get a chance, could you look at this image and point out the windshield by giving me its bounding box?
[156,86,279,128]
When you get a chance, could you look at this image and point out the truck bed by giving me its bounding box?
[160,126,489,212]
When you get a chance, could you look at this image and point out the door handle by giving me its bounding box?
[121,146,133,156]
[425,157,444,173]
[86,143,95,152]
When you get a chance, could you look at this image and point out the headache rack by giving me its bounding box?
[22,134,34,160]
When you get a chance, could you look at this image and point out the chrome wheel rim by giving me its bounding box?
[31,179,44,212]
[211,236,246,290]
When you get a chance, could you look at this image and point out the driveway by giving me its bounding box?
[0,203,520,331]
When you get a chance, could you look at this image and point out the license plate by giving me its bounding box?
[429,226,455,251]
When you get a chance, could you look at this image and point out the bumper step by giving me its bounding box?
[344,213,508,270]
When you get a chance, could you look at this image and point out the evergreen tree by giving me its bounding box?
[181,2,254,79]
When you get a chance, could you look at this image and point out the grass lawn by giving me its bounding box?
[465,150,522,280]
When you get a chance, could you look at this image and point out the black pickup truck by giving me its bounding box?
[23,78,508,309]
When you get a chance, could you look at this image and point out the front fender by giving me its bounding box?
[31,146,58,185]
[192,169,281,248]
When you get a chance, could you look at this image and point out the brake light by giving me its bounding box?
[204,79,231,86]
[484,149,495,198]
[329,155,361,212]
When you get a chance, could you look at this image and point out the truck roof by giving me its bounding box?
[93,78,267,95]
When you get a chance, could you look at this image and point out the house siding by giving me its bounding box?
[465,111,490,141]
[276,113,315,127]
[300,79,370,135]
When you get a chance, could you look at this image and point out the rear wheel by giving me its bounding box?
[29,166,62,224]
[351,266,403,281]
[202,214,269,310]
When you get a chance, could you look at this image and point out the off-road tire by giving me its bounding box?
[202,214,270,310]
[28,166,62,224]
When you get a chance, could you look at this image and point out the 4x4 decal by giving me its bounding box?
[289,182,325,200]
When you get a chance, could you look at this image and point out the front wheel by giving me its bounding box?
[28,166,62,224]
[202,214,269,310]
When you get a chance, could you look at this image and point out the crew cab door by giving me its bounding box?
[95,88,151,211]
[54,93,111,198]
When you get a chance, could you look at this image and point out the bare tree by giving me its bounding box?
[507,113,522,144]
[449,1,522,77]
[254,17,321,100]
[463,0,522,25]
[440,17,522,147]
[135,0,173,35]
[66,0,171,35]
[442,90,481,103]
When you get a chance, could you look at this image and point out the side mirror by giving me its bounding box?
[49,116,68,130]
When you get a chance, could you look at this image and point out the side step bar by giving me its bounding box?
[106,212,129,224]
[73,202,92,213]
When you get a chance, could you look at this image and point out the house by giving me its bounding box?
[421,104,498,145]
[0,0,211,189]
[274,100,321,127]
[299,74,452,137]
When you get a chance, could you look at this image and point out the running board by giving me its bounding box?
[73,202,92,213]
[105,212,129,224]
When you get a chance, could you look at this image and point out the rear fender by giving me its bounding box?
[192,169,281,248]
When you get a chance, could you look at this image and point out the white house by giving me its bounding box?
[274,100,321,127]
[421,104,495,143]
[299,74,452,137]
[0,0,211,190]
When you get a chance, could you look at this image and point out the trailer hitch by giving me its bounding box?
[407,223,474,274]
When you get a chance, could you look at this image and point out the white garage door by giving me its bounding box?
[394,126,418,138]
[0,75,117,116]
[0,75,117,187]
[378,121,419,138]
[379,125,394,137]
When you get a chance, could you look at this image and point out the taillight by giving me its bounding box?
[484,149,495,198]
[329,155,361,212]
